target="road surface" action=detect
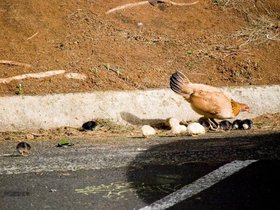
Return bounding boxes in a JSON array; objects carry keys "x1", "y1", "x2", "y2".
[{"x1": 0, "y1": 131, "x2": 280, "y2": 210}]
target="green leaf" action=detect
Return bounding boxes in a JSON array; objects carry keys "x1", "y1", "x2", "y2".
[{"x1": 57, "y1": 139, "x2": 73, "y2": 147}]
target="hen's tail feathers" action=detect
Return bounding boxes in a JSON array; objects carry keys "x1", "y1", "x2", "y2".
[{"x1": 170, "y1": 71, "x2": 192, "y2": 98}]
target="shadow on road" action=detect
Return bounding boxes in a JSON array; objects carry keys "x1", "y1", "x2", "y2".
[
  {"x1": 126, "y1": 132, "x2": 280, "y2": 208},
  {"x1": 120, "y1": 112, "x2": 169, "y2": 129}
]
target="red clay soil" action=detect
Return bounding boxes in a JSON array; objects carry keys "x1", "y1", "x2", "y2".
[{"x1": 0, "y1": 0, "x2": 279, "y2": 96}]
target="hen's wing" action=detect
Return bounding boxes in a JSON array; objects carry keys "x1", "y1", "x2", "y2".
[{"x1": 189, "y1": 88, "x2": 233, "y2": 118}]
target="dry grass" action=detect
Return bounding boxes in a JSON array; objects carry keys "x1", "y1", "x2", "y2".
[
  {"x1": 212, "y1": 0, "x2": 280, "y2": 47},
  {"x1": 1, "y1": 112, "x2": 280, "y2": 143},
  {"x1": 212, "y1": 0, "x2": 231, "y2": 7},
  {"x1": 252, "y1": 113, "x2": 280, "y2": 131},
  {"x1": 235, "y1": 16, "x2": 279, "y2": 47}
]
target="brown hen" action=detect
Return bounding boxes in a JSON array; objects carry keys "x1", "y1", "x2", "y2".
[{"x1": 170, "y1": 71, "x2": 250, "y2": 129}]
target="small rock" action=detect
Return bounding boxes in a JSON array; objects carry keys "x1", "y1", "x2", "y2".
[
  {"x1": 137, "y1": 22, "x2": 143, "y2": 27},
  {"x1": 64, "y1": 73, "x2": 87, "y2": 80},
  {"x1": 25, "y1": 134, "x2": 35, "y2": 140},
  {"x1": 136, "y1": 148, "x2": 147, "y2": 151}
]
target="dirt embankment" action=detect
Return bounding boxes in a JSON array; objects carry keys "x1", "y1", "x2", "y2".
[{"x1": 0, "y1": 0, "x2": 279, "y2": 96}]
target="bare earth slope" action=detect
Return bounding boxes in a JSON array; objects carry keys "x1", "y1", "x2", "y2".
[{"x1": 0, "y1": 0, "x2": 279, "y2": 96}]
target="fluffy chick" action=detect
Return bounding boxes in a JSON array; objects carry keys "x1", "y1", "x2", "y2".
[
  {"x1": 16, "y1": 141, "x2": 31, "y2": 156},
  {"x1": 198, "y1": 117, "x2": 211, "y2": 129},
  {"x1": 241, "y1": 119, "x2": 253, "y2": 130},
  {"x1": 168, "y1": 117, "x2": 187, "y2": 135},
  {"x1": 186, "y1": 122, "x2": 206, "y2": 135},
  {"x1": 171, "y1": 124, "x2": 187, "y2": 135},
  {"x1": 168, "y1": 117, "x2": 180, "y2": 128},
  {"x1": 219, "y1": 120, "x2": 232, "y2": 131},
  {"x1": 141, "y1": 125, "x2": 156, "y2": 137},
  {"x1": 82, "y1": 121, "x2": 97, "y2": 131},
  {"x1": 232, "y1": 119, "x2": 242, "y2": 130}
]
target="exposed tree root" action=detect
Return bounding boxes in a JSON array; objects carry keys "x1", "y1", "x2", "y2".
[
  {"x1": 106, "y1": 0, "x2": 199, "y2": 14},
  {"x1": 0, "y1": 70, "x2": 66, "y2": 84},
  {"x1": 0, "y1": 60, "x2": 32, "y2": 68}
]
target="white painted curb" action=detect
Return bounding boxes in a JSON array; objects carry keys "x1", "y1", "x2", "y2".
[{"x1": 0, "y1": 85, "x2": 280, "y2": 131}]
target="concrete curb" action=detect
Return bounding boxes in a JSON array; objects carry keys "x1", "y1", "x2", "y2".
[{"x1": 0, "y1": 85, "x2": 280, "y2": 132}]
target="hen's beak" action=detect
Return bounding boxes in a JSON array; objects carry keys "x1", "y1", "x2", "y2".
[
  {"x1": 241, "y1": 105, "x2": 250, "y2": 113},
  {"x1": 246, "y1": 107, "x2": 250, "y2": 113}
]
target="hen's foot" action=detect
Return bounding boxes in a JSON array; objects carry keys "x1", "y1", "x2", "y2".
[
  {"x1": 209, "y1": 118, "x2": 219, "y2": 131},
  {"x1": 198, "y1": 117, "x2": 219, "y2": 131}
]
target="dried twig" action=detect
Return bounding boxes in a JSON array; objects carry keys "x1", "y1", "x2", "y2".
[
  {"x1": 106, "y1": 0, "x2": 199, "y2": 14},
  {"x1": 0, "y1": 60, "x2": 32, "y2": 68},
  {"x1": 27, "y1": 31, "x2": 39, "y2": 40},
  {"x1": 106, "y1": 1, "x2": 148, "y2": 14},
  {"x1": 0, "y1": 70, "x2": 66, "y2": 84},
  {"x1": 160, "y1": 0, "x2": 199, "y2": 6}
]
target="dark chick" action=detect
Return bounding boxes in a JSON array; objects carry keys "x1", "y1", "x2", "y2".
[
  {"x1": 232, "y1": 119, "x2": 243, "y2": 130},
  {"x1": 82, "y1": 121, "x2": 97, "y2": 131},
  {"x1": 241, "y1": 119, "x2": 253, "y2": 130},
  {"x1": 16, "y1": 142, "x2": 31, "y2": 156},
  {"x1": 198, "y1": 117, "x2": 211, "y2": 129},
  {"x1": 219, "y1": 120, "x2": 232, "y2": 131}
]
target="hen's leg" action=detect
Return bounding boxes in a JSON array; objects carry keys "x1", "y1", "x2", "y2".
[
  {"x1": 209, "y1": 118, "x2": 219, "y2": 131},
  {"x1": 198, "y1": 117, "x2": 218, "y2": 131}
]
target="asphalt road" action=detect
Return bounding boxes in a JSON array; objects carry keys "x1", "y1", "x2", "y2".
[{"x1": 0, "y1": 131, "x2": 280, "y2": 210}]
